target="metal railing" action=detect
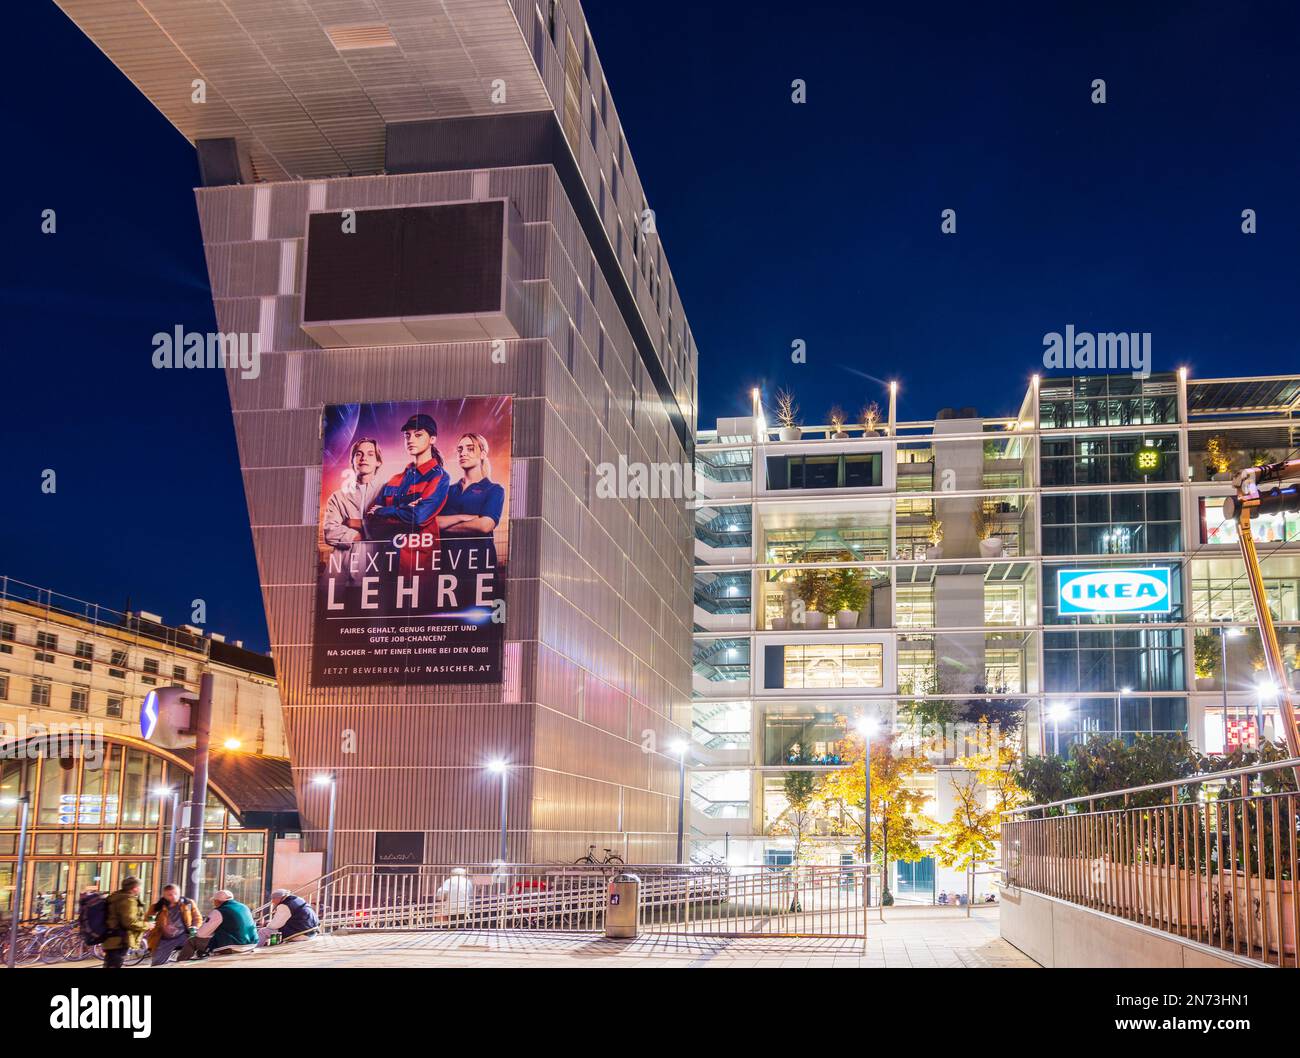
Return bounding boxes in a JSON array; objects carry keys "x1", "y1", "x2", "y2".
[
  {"x1": 1002, "y1": 757, "x2": 1300, "y2": 967},
  {"x1": 276, "y1": 863, "x2": 881, "y2": 939}
]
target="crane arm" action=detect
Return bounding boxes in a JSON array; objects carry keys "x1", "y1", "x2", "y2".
[{"x1": 1224, "y1": 458, "x2": 1300, "y2": 758}]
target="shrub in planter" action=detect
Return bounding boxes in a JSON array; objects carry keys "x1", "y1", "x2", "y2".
[
  {"x1": 793, "y1": 568, "x2": 830, "y2": 629},
  {"x1": 828, "y1": 568, "x2": 871, "y2": 629},
  {"x1": 859, "y1": 401, "x2": 883, "y2": 437},
  {"x1": 775, "y1": 388, "x2": 802, "y2": 441},
  {"x1": 972, "y1": 507, "x2": 1003, "y2": 558},
  {"x1": 828, "y1": 405, "x2": 848, "y2": 439},
  {"x1": 926, "y1": 516, "x2": 944, "y2": 559}
]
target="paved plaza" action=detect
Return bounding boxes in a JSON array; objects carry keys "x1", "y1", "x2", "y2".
[{"x1": 177, "y1": 907, "x2": 1036, "y2": 969}]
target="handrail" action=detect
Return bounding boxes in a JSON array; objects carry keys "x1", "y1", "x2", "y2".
[{"x1": 1004, "y1": 755, "x2": 1300, "y2": 817}]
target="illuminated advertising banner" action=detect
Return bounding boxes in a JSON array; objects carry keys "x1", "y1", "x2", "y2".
[
  {"x1": 1057, "y1": 567, "x2": 1172, "y2": 615},
  {"x1": 312, "y1": 398, "x2": 511, "y2": 686}
]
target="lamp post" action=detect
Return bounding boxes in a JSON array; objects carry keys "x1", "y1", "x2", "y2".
[
  {"x1": 855, "y1": 716, "x2": 878, "y2": 909},
  {"x1": 487, "y1": 761, "x2": 508, "y2": 862},
  {"x1": 1047, "y1": 701, "x2": 1071, "y2": 757},
  {"x1": 3, "y1": 793, "x2": 31, "y2": 970},
  {"x1": 1256, "y1": 680, "x2": 1277, "y2": 746},
  {"x1": 312, "y1": 774, "x2": 337, "y2": 879},
  {"x1": 669, "y1": 740, "x2": 689, "y2": 864},
  {"x1": 153, "y1": 787, "x2": 180, "y2": 886},
  {"x1": 1219, "y1": 624, "x2": 1244, "y2": 750}
]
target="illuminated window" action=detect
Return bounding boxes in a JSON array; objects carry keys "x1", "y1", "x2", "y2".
[
  {"x1": 770, "y1": 644, "x2": 884, "y2": 689},
  {"x1": 895, "y1": 585, "x2": 935, "y2": 628},
  {"x1": 984, "y1": 583, "x2": 1024, "y2": 625}
]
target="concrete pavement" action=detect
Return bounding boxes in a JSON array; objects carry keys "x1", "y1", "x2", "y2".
[{"x1": 179, "y1": 907, "x2": 1037, "y2": 969}]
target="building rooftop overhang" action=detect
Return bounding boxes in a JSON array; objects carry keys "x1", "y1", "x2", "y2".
[
  {"x1": 53, "y1": 0, "x2": 551, "y2": 181},
  {"x1": 1186, "y1": 374, "x2": 1300, "y2": 419}
]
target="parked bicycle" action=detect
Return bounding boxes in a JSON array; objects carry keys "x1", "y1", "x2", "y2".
[{"x1": 573, "y1": 845, "x2": 624, "y2": 866}]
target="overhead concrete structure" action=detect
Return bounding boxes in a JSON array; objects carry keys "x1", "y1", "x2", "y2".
[{"x1": 55, "y1": 0, "x2": 698, "y2": 867}]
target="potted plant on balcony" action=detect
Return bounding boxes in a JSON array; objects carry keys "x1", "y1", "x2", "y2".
[
  {"x1": 793, "y1": 568, "x2": 829, "y2": 629},
  {"x1": 925, "y1": 516, "x2": 944, "y2": 560},
  {"x1": 1193, "y1": 632, "x2": 1219, "y2": 691},
  {"x1": 769, "y1": 575, "x2": 792, "y2": 630},
  {"x1": 828, "y1": 405, "x2": 849, "y2": 439},
  {"x1": 775, "y1": 389, "x2": 802, "y2": 442},
  {"x1": 972, "y1": 506, "x2": 1003, "y2": 558},
  {"x1": 828, "y1": 568, "x2": 870, "y2": 629},
  {"x1": 860, "y1": 401, "x2": 882, "y2": 437},
  {"x1": 1204, "y1": 434, "x2": 1233, "y2": 482}
]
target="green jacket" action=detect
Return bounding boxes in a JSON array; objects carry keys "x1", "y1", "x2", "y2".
[
  {"x1": 210, "y1": 899, "x2": 258, "y2": 949},
  {"x1": 103, "y1": 888, "x2": 146, "y2": 950}
]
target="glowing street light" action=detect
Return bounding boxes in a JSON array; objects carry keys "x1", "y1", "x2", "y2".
[
  {"x1": 312, "y1": 773, "x2": 337, "y2": 881},
  {"x1": 153, "y1": 786, "x2": 181, "y2": 886},
  {"x1": 2, "y1": 793, "x2": 31, "y2": 969},
  {"x1": 487, "y1": 761, "x2": 509, "y2": 862},
  {"x1": 670, "y1": 740, "x2": 690, "y2": 863},
  {"x1": 855, "y1": 716, "x2": 879, "y2": 909},
  {"x1": 1047, "y1": 701, "x2": 1071, "y2": 756}
]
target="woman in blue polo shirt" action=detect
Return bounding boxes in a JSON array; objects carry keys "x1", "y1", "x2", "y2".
[{"x1": 438, "y1": 433, "x2": 505, "y2": 539}]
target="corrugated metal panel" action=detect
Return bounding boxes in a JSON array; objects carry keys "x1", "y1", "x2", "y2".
[{"x1": 194, "y1": 166, "x2": 689, "y2": 868}]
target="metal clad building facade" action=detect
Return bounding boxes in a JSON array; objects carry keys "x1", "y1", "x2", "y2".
[{"x1": 57, "y1": 0, "x2": 697, "y2": 867}]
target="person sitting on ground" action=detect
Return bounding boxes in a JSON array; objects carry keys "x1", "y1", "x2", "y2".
[
  {"x1": 146, "y1": 884, "x2": 202, "y2": 966},
  {"x1": 435, "y1": 867, "x2": 475, "y2": 916},
  {"x1": 261, "y1": 889, "x2": 320, "y2": 945},
  {"x1": 178, "y1": 890, "x2": 258, "y2": 960},
  {"x1": 937, "y1": 890, "x2": 948, "y2": 905}
]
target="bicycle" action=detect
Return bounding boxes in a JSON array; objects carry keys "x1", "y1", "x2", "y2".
[
  {"x1": 573, "y1": 845, "x2": 624, "y2": 866},
  {"x1": 0, "y1": 920, "x2": 59, "y2": 966}
]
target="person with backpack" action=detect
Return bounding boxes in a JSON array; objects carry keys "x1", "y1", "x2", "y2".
[
  {"x1": 262, "y1": 889, "x2": 320, "y2": 944},
  {"x1": 101, "y1": 877, "x2": 145, "y2": 969},
  {"x1": 145, "y1": 884, "x2": 202, "y2": 966},
  {"x1": 77, "y1": 888, "x2": 109, "y2": 953}
]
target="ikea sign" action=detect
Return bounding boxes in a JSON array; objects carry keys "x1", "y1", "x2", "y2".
[{"x1": 1057, "y1": 568, "x2": 1172, "y2": 615}]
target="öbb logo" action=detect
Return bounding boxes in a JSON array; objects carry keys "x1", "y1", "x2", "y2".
[{"x1": 1057, "y1": 568, "x2": 1171, "y2": 615}]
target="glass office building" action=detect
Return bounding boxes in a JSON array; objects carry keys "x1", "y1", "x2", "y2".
[{"x1": 691, "y1": 371, "x2": 1300, "y2": 882}]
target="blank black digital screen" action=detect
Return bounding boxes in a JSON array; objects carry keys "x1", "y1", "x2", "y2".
[{"x1": 303, "y1": 202, "x2": 504, "y2": 322}]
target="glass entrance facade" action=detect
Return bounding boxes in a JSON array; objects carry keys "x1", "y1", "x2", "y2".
[{"x1": 0, "y1": 736, "x2": 271, "y2": 920}]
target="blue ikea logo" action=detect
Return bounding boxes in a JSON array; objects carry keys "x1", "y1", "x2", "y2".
[{"x1": 1057, "y1": 568, "x2": 1172, "y2": 615}]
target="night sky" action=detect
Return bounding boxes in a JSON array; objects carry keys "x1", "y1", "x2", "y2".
[{"x1": 2, "y1": 2, "x2": 1297, "y2": 651}]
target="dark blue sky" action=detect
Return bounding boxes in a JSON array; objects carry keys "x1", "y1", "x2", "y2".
[{"x1": 3, "y1": 1, "x2": 1297, "y2": 651}]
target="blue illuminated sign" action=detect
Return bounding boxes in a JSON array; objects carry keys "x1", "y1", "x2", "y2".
[
  {"x1": 1057, "y1": 568, "x2": 1172, "y2": 615},
  {"x1": 140, "y1": 690, "x2": 159, "y2": 740}
]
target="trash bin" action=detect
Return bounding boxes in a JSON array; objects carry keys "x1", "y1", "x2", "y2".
[{"x1": 606, "y1": 872, "x2": 640, "y2": 939}]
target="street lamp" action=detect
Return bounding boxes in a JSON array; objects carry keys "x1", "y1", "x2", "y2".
[
  {"x1": 222, "y1": 737, "x2": 241, "y2": 751},
  {"x1": 153, "y1": 786, "x2": 180, "y2": 886},
  {"x1": 1116, "y1": 686, "x2": 1132, "y2": 738},
  {"x1": 1047, "y1": 701, "x2": 1071, "y2": 757},
  {"x1": 312, "y1": 774, "x2": 337, "y2": 880},
  {"x1": 1256, "y1": 679, "x2": 1278, "y2": 746},
  {"x1": 1219, "y1": 624, "x2": 1245, "y2": 750},
  {"x1": 2, "y1": 793, "x2": 31, "y2": 970},
  {"x1": 669, "y1": 740, "x2": 690, "y2": 864},
  {"x1": 487, "y1": 761, "x2": 509, "y2": 862},
  {"x1": 855, "y1": 716, "x2": 878, "y2": 907}
]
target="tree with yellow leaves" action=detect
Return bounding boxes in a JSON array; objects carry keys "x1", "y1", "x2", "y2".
[
  {"x1": 817, "y1": 729, "x2": 934, "y2": 902},
  {"x1": 931, "y1": 743, "x2": 1028, "y2": 895}
]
